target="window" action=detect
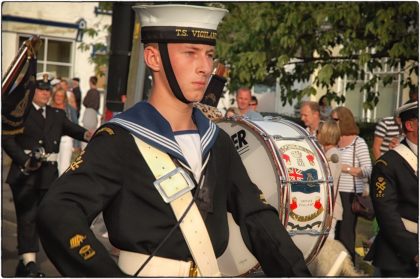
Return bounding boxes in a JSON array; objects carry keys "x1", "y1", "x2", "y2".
[
  {"x1": 340, "y1": 58, "x2": 402, "y2": 122},
  {"x1": 19, "y1": 35, "x2": 73, "y2": 80}
]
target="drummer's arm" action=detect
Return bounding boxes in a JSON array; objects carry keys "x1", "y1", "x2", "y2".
[
  {"x1": 369, "y1": 159, "x2": 418, "y2": 263},
  {"x1": 37, "y1": 126, "x2": 127, "y2": 276}
]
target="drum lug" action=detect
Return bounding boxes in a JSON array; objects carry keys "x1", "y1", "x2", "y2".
[
  {"x1": 259, "y1": 131, "x2": 268, "y2": 140},
  {"x1": 280, "y1": 176, "x2": 287, "y2": 185}
]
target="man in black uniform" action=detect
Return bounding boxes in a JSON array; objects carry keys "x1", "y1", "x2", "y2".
[
  {"x1": 367, "y1": 101, "x2": 418, "y2": 277},
  {"x1": 2, "y1": 73, "x2": 92, "y2": 277},
  {"x1": 37, "y1": 5, "x2": 311, "y2": 277}
]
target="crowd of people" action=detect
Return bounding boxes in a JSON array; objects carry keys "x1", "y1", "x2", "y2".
[
  {"x1": 224, "y1": 87, "x2": 264, "y2": 120},
  {"x1": 298, "y1": 94, "x2": 418, "y2": 276},
  {"x1": 2, "y1": 3, "x2": 418, "y2": 278}
]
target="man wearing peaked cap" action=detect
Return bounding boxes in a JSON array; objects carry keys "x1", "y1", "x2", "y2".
[
  {"x1": 366, "y1": 101, "x2": 418, "y2": 276},
  {"x1": 35, "y1": 72, "x2": 53, "y2": 91},
  {"x1": 2, "y1": 72, "x2": 94, "y2": 277},
  {"x1": 37, "y1": 5, "x2": 310, "y2": 277}
]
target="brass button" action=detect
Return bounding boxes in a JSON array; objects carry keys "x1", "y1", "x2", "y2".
[{"x1": 189, "y1": 262, "x2": 198, "y2": 277}]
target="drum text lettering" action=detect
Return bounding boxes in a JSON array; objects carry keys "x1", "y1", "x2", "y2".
[{"x1": 231, "y1": 130, "x2": 248, "y2": 150}]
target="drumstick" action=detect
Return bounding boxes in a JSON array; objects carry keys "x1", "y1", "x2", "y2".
[{"x1": 326, "y1": 251, "x2": 348, "y2": 276}]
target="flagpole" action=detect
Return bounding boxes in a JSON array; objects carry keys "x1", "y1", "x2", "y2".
[{"x1": 2, "y1": 35, "x2": 41, "y2": 95}]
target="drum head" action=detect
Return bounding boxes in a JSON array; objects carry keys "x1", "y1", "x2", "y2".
[
  {"x1": 217, "y1": 117, "x2": 331, "y2": 273},
  {"x1": 218, "y1": 119, "x2": 281, "y2": 208}
]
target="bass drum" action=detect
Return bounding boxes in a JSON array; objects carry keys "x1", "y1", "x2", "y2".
[{"x1": 216, "y1": 117, "x2": 333, "y2": 276}]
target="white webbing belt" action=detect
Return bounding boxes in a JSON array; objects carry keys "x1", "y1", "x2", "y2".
[
  {"x1": 392, "y1": 144, "x2": 418, "y2": 234},
  {"x1": 393, "y1": 144, "x2": 418, "y2": 176},
  {"x1": 131, "y1": 136, "x2": 221, "y2": 277},
  {"x1": 401, "y1": 218, "x2": 418, "y2": 234},
  {"x1": 118, "y1": 250, "x2": 193, "y2": 277},
  {"x1": 24, "y1": 150, "x2": 58, "y2": 161}
]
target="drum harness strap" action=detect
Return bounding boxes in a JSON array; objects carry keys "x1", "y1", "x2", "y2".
[
  {"x1": 392, "y1": 143, "x2": 418, "y2": 234},
  {"x1": 130, "y1": 135, "x2": 221, "y2": 276}
]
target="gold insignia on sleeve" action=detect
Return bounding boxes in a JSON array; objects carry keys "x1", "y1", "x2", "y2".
[
  {"x1": 69, "y1": 234, "x2": 86, "y2": 249},
  {"x1": 96, "y1": 127, "x2": 115, "y2": 135},
  {"x1": 375, "y1": 177, "x2": 386, "y2": 198},
  {"x1": 66, "y1": 150, "x2": 85, "y2": 172},
  {"x1": 79, "y1": 245, "x2": 96, "y2": 260},
  {"x1": 259, "y1": 194, "x2": 268, "y2": 204}
]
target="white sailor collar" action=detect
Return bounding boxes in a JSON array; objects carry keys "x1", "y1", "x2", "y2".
[{"x1": 109, "y1": 101, "x2": 219, "y2": 165}]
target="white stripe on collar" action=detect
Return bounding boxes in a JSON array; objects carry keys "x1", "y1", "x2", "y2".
[{"x1": 111, "y1": 118, "x2": 184, "y2": 158}]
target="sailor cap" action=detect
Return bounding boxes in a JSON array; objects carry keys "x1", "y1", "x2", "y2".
[
  {"x1": 133, "y1": 4, "x2": 228, "y2": 45},
  {"x1": 50, "y1": 78, "x2": 61, "y2": 87},
  {"x1": 397, "y1": 101, "x2": 418, "y2": 121},
  {"x1": 36, "y1": 72, "x2": 54, "y2": 81},
  {"x1": 36, "y1": 72, "x2": 54, "y2": 90}
]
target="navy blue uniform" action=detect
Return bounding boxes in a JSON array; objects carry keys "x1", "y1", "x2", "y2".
[
  {"x1": 3, "y1": 105, "x2": 87, "y2": 255},
  {"x1": 367, "y1": 140, "x2": 418, "y2": 276},
  {"x1": 37, "y1": 102, "x2": 310, "y2": 277}
]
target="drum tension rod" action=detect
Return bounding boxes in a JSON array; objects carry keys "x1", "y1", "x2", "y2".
[
  {"x1": 285, "y1": 180, "x2": 328, "y2": 184},
  {"x1": 272, "y1": 135, "x2": 307, "y2": 140}
]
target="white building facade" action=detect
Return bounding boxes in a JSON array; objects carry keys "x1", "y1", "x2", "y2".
[{"x1": 2, "y1": 2, "x2": 112, "y2": 119}]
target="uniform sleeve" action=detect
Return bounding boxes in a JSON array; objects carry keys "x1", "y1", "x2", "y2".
[
  {"x1": 62, "y1": 111, "x2": 87, "y2": 141},
  {"x1": 225, "y1": 136, "x2": 310, "y2": 277},
  {"x1": 370, "y1": 157, "x2": 418, "y2": 263},
  {"x1": 2, "y1": 134, "x2": 29, "y2": 166},
  {"x1": 37, "y1": 125, "x2": 128, "y2": 277},
  {"x1": 356, "y1": 138, "x2": 372, "y2": 178}
]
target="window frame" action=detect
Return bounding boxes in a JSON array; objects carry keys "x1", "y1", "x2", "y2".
[{"x1": 18, "y1": 34, "x2": 74, "y2": 80}]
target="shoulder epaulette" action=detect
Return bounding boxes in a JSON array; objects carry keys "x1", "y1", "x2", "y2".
[
  {"x1": 95, "y1": 126, "x2": 115, "y2": 136},
  {"x1": 375, "y1": 159, "x2": 388, "y2": 166}
]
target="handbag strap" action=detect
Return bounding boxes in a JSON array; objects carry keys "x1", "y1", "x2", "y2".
[
  {"x1": 334, "y1": 174, "x2": 341, "y2": 204},
  {"x1": 352, "y1": 137, "x2": 357, "y2": 193}
]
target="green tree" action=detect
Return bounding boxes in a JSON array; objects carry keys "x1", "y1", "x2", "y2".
[
  {"x1": 216, "y1": 2, "x2": 418, "y2": 107},
  {"x1": 77, "y1": 2, "x2": 113, "y2": 76}
]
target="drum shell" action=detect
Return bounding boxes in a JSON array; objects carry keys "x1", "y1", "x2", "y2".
[{"x1": 217, "y1": 117, "x2": 333, "y2": 276}]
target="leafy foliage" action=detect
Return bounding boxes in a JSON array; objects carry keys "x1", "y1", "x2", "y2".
[
  {"x1": 216, "y1": 2, "x2": 418, "y2": 107},
  {"x1": 77, "y1": 3, "x2": 113, "y2": 76}
]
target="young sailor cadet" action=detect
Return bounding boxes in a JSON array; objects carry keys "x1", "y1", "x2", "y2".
[
  {"x1": 367, "y1": 101, "x2": 418, "y2": 277},
  {"x1": 37, "y1": 4, "x2": 311, "y2": 277}
]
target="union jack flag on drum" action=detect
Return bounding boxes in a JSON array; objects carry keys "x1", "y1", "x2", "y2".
[{"x1": 289, "y1": 168, "x2": 320, "y2": 194}]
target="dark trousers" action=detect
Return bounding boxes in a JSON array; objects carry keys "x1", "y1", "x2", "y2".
[
  {"x1": 381, "y1": 266, "x2": 418, "y2": 277},
  {"x1": 10, "y1": 174, "x2": 47, "y2": 255},
  {"x1": 335, "y1": 191, "x2": 357, "y2": 263}
]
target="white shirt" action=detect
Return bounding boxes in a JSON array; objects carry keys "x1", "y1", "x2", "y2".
[
  {"x1": 174, "y1": 131, "x2": 202, "y2": 182},
  {"x1": 406, "y1": 138, "x2": 418, "y2": 156},
  {"x1": 338, "y1": 136, "x2": 372, "y2": 193},
  {"x1": 32, "y1": 102, "x2": 46, "y2": 118}
]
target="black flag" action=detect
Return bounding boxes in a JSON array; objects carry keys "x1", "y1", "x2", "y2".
[{"x1": 2, "y1": 58, "x2": 37, "y2": 135}]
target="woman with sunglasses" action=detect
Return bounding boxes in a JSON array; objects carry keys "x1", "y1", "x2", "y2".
[{"x1": 330, "y1": 107, "x2": 372, "y2": 264}]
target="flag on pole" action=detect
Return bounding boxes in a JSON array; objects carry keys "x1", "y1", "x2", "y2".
[{"x1": 2, "y1": 58, "x2": 37, "y2": 135}]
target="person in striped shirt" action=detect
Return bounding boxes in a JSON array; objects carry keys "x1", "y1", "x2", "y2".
[
  {"x1": 372, "y1": 115, "x2": 402, "y2": 160},
  {"x1": 331, "y1": 106, "x2": 372, "y2": 264}
]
